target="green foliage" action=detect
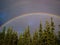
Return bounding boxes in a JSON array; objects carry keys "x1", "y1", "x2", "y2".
[
  {"x1": 51, "y1": 17, "x2": 55, "y2": 32},
  {"x1": 5, "y1": 27, "x2": 13, "y2": 45},
  {"x1": 38, "y1": 21, "x2": 43, "y2": 45},
  {"x1": 12, "y1": 32, "x2": 18, "y2": 45},
  {"x1": 0, "y1": 27, "x2": 6, "y2": 45},
  {"x1": 32, "y1": 31, "x2": 39, "y2": 45},
  {"x1": 0, "y1": 18, "x2": 60, "y2": 45},
  {"x1": 18, "y1": 34, "x2": 24, "y2": 45},
  {"x1": 57, "y1": 31, "x2": 60, "y2": 45},
  {"x1": 4, "y1": 27, "x2": 18, "y2": 45},
  {"x1": 23, "y1": 26, "x2": 32, "y2": 45}
]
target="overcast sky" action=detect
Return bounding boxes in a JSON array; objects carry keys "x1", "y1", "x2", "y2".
[{"x1": 0, "y1": 0, "x2": 60, "y2": 26}]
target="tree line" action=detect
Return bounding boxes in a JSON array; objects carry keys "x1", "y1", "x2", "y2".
[{"x1": 0, "y1": 18, "x2": 60, "y2": 45}]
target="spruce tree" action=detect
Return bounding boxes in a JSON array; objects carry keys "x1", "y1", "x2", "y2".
[
  {"x1": 0, "y1": 27, "x2": 6, "y2": 45},
  {"x1": 5, "y1": 27, "x2": 13, "y2": 45},
  {"x1": 43, "y1": 30, "x2": 48, "y2": 45},
  {"x1": 23, "y1": 26, "x2": 31, "y2": 45},
  {"x1": 51, "y1": 17, "x2": 55, "y2": 32},
  {"x1": 43, "y1": 21, "x2": 51, "y2": 45},
  {"x1": 38, "y1": 21, "x2": 43, "y2": 45},
  {"x1": 18, "y1": 34, "x2": 24, "y2": 45},
  {"x1": 50, "y1": 17, "x2": 57, "y2": 45},
  {"x1": 57, "y1": 31, "x2": 60, "y2": 45},
  {"x1": 32, "y1": 31, "x2": 38, "y2": 45},
  {"x1": 45, "y1": 20, "x2": 50, "y2": 36},
  {"x1": 12, "y1": 31, "x2": 18, "y2": 45}
]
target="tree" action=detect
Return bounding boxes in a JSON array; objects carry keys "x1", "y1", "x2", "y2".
[
  {"x1": 18, "y1": 34, "x2": 24, "y2": 45},
  {"x1": 5, "y1": 27, "x2": 13, "y2": 45},
  {"x1": 43, "y1": 20, "x2": 51, "y2": 45},
  {"x1": 23, "y1": 26, "x2": 32, "y2": 45},
  {"x1": 42, "y1": 18, "x2": 57, "y2": 45},
  {"x1": 50, "y1": 17, "x2": 55, "y2": 32},
  {"x1": 57, "y1": 31, "x2": 60, "y2": 45},
  {"x1": 50, "y1": 17, "x2": 57, "y2": 45},
  {"x1": 32, "y1": 31, "x2": 39, "y2": 45},
  {"x1": 38, "y1": 21, "x2": 43, "y2": 45},
  {"x1": 42, "y1": 20, "x2": 57, "y2": 45},
  {"x1": 11, "y1": 31, "x2": 18, "y2": 45},
  {"x1": 0, "y1": 26, "x2": 6, "y2": 45}
]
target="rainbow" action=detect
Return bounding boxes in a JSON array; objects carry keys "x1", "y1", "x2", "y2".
[{"x1": 1, "y1": 12, "x2": 60, "y2": 27}]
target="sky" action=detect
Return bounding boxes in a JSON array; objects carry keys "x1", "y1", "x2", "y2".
[{"x1": 0, "y1": 0, "x2": 60, "y2": 26}]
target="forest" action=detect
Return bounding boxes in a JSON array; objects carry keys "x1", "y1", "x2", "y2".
[{"x1": 0, "y1": 18, "x2": 60, "y2": 45}]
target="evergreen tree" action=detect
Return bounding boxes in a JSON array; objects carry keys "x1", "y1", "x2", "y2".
[
  {"x1": 50, "y1": 17, "x2": 55, "y2": 32},
  {"x1": 18, "y1": 34, "x2": 24, "y2": 45},
  {"x1": 38, "y1": 21, "x2": 43, "y2": 45},
  {"x1": 5, "y1": 27, "x2": 13, "y2": 45},
  {"x1": 43, "y1": 21, "x2": 51, "y2": 45},
  {"x1": 32, "y1": 31, "x2": 39, "y2": 45},
  {"x1": 57, "y1": 31, "x2": 60, "y2": 45},
  {"x1": 58, "y1": 31, "x2": 60, "y2": 38},
  {"x1": 0, "y1": 27, "x2": 6, "y2": 45},
  {"x1": 43, "y1": 30, "x2": 49, "y2": 45},
  {"x1": 50, "y1": 17, "x2": 57, "y2": 45},
  {"x1": 23, "y1": 26, "x2": 31, "y2": 45},
  {"x1": 11, "y1": 31, "x2": 18, "y2": 45},
  {"x1": 42, "y1": 19, "x2": 57, "y2": 45}
]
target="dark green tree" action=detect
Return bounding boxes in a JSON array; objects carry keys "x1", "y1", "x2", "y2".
[
  {"x1": 11, "y1": 31, "x2": 18, "y2": 45},
  {"x1": 50, "y1": 17, "x2": 55, "y2": 32},
  {"x1": 38, "y1": 21, "x2": 43, "y2": 45},
  {"x1": 18, "y1": 34, "x2": 24, "y2": 45},
  {"x1": 5, "y1": 27, "x2": 13, "y2": 45},
  {"x1": 57, "y1": 31, "x2": 60, "y2": 45},
  {"x1": 43, "y1": 21, "x2": 51, "y2": 45},
  {"x1": 42, "y1": 18, "x2": 57, "y2": 45},
  {"x1": 23, "y1": 26, "x2": 32, "y2": 45},
  {"x1": 42, "y1": 19, "x2": 57, "y2": 45},
  {"x1": 0, "y1": 27, "x2": 6, "y2": 45},
  {"x1": 50, "y1": 17, "x2": 57, "y2": 45},
  {"x1": 32, "y1": 31, "x2": 39, "y2": 45}
]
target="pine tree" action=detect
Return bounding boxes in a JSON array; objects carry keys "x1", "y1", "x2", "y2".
[
  {"x1": 50, "y1": 17, "x2": 57, "y2": 45},
  {"x1": 23, "y1": 26, "x2": 31, "y2": 45},
  {"x1": 32, "y1": 31, "x2": 39, "y2": 45},
  {"x1": 11, "y1": 31, "x2": 18, "y2": 45},
  {"x1": 43, "y1": 30, "x2": 48, "y2": 45},
  {"x1": 43, "y1": 20, "x2": 51, "y2": 45},
  {"x1": 38, "y1": 21, "x2": 43, "y2": 45},
  {"x1": 0, "y1": 26, "x2": 6, "y2": 45},
  {"x1": 5, "y1": 27, "x2": 13, "y2": 45},
  {"x1": 43, "y1": 19, "x2": 57, "y2": 45},
  {"x1": 57, "y1": 31, "x2": 60, "y2": 45},
  {"x1": 58, "y1": 25, "x2": 60, "y2": 39},
  {"x1": 18, "y1": 34, "x2": 24, "y2": 45},
  {"x1": 50, "y1": 17, "x2": 55, "y2": 32},
  {"x1": 44, "y1": 21, "x2": 51, "y2": 45}
]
